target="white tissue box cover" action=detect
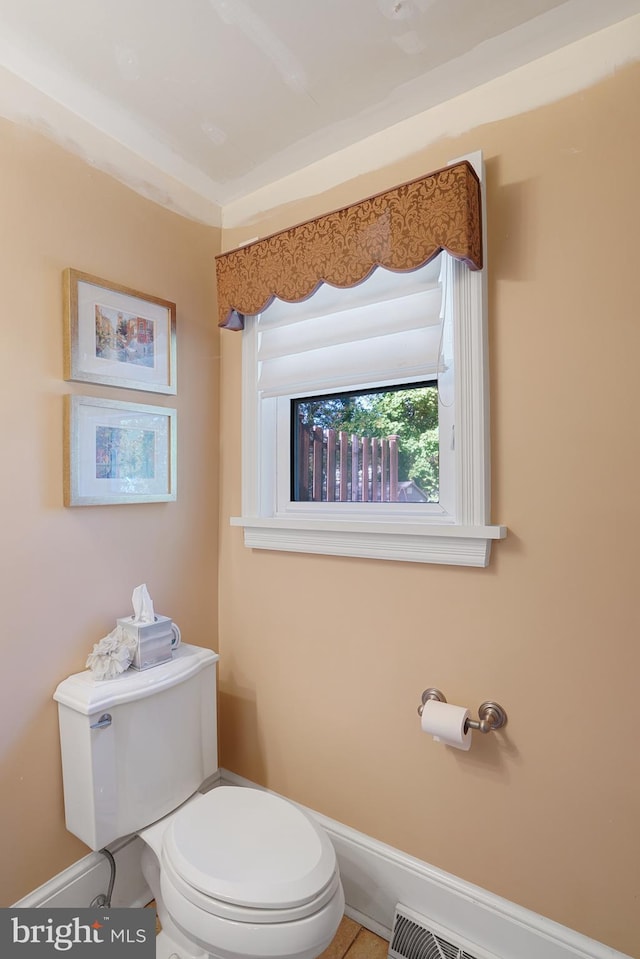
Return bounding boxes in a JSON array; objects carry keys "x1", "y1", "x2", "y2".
[{"x1": 117, "y1": 615, "x2": 173, "y2": 670}]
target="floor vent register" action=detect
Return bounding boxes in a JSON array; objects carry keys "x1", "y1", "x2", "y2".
[{"x1": 388, "y1": 904, "x2": 499, "y2": 959}]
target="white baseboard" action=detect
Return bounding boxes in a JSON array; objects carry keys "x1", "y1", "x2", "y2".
[
  {"x1": 15, "y1": 769, "x2": 631, "y2": 959},
  {"x1": 220, "y1": 770, "x2": 632, "y2": 959},
  {"x1": 12, "y1": 836, "x2": 151, "y2": 910}
]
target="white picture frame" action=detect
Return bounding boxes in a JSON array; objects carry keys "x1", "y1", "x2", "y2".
[{"x1": 64, "y1": 395, "x2": 177, "y2": 506}]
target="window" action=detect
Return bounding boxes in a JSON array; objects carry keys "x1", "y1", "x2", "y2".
[
  {"x1": 292, "y1": 383, "x2": 439, "y2": 504},
  {"x1": 231, "y1": 154, "x2": 505, "y2": 566}
]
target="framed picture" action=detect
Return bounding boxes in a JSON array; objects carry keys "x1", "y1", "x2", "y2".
[
  {"x1": 63, "y1": 269, "x2": 177, "y2": 394},
  {"x1": 64, "y1": 395, "x2": 177, "y2": 506}
]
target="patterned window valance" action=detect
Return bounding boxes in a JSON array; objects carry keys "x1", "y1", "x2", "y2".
[{"x1": 215, "y1": 160, "x2": 482, "y2": 330}]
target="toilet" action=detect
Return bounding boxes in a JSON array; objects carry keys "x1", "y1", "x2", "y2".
[{"x1": 54, "y1": 644, "x2": 344, "y2": 959}]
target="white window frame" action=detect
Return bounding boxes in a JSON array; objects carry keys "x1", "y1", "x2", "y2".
[{"x1": 230, "y1": 152, "x2": 506, "y2": 567}]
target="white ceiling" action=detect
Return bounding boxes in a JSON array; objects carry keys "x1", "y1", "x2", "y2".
[{"x1": 0, "y1": 0, "x2": 638, "y2": 217}]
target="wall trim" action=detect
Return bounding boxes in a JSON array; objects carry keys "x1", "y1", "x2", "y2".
[
  {"x1": 15, "y1": 769, "x2": 631, "y2": 959},
  {"x1": 12, "y1": 836, "x2": 151, "y2": 910}
]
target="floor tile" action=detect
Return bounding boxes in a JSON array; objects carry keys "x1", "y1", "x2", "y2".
[
  {"x1": 318, "y1": 916, "x2": 361, "y2": 958},
  {"x1": 146, "y1": 901, "x2": 161, "y2": 935},
  {"x1": 344, "y1": 928, "x2": 389, "y2": 959}
]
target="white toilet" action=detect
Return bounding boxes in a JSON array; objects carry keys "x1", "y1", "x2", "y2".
[{"x1": 54, "y1": 643, "x2": 344, "y2": 959}]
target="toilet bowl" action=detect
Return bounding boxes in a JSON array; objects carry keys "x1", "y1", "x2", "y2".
[{"x1": 139, "y1": 786, "x2": 345, "y2": 959}]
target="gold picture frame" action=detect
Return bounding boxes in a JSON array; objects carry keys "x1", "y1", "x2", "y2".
[
  {"x1": 63, "y1": 269, "x2": 177, "y2": 394},
  {"x1": 64, "y1": 395, "x2": 177, "y2": 506}
]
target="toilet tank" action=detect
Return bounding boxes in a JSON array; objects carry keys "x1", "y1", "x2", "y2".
[{"x1": 54, "y1": 643, "x2": 219, "y2": 851}]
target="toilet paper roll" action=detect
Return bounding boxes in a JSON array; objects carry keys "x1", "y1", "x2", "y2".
[
  {"x1": 170, "y1": 622, "x2": 181, "y2": 650},
  {"x1": 420, "y1": 700, "x2": 472, "y2": 751}
]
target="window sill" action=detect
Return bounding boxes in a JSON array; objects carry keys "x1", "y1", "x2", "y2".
[{"x1": 230, "y1": 516, "x2": 506, "y2": 567}]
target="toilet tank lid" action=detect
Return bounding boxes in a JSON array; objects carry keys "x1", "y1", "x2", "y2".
[{"x1": 53, "y1": 644, "x2": 219, "y2": 714}]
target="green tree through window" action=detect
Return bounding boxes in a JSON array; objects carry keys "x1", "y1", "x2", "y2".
[{"x1": 293, "y1": 383, "x2": 439, "y2": 502}]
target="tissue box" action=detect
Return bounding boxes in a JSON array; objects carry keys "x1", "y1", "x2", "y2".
[{"x1": 117, "y1": 614, "x2": 173, "y2": 671}]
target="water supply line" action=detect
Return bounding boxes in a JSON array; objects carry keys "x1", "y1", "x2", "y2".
[{"x1": 90, "y1": 848, "x2": 116, "y2": 908}]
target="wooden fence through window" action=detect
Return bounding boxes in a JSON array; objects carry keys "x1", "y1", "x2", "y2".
[{"x1": 296, "y1": 420, "x2": 400, "y2": 503}]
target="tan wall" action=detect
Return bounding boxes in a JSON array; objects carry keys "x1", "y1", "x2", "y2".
[
  {"x1": 218, "y1": 63, "x2": 640, "y2": 956},
  {"x1": 0, "y1": 119, "x2": 220, "y2": 905}
]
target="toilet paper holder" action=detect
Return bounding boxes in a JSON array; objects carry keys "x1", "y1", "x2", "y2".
[{"x1": 417, "y1": 688, "x2": 507, "y2": 734}]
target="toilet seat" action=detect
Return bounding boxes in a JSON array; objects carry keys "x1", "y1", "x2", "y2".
[{"x1": 162, "y1": 786, "x2": 339, "y2": 921}]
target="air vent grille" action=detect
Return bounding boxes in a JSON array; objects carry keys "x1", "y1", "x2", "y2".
[{"x1": 388, "y1": 905, "x2": 500, "y2": 959}]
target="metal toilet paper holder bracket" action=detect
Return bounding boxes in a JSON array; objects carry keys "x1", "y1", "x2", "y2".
[{"x1": 417, "y1": 688, "x2": 508, "y2": 734}]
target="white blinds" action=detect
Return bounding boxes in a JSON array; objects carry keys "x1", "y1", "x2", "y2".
[{"x1": 257, "y1": 258, "x2": 445, "y2": 399}]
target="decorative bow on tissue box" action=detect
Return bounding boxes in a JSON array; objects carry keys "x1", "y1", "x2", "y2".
[{"x1": 116, "y1": 584, "x2": 180, "y2": 671}]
